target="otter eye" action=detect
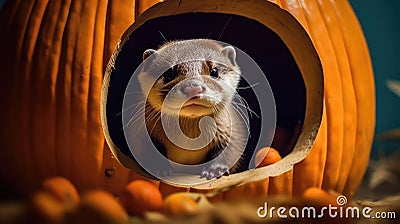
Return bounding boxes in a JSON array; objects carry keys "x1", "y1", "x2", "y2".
[
  {"x1": 210, "y1": 68, "x2": 219, "y2": 78},
  {"x1": 162, "y1": 67, "x2": 175, "y2": 83}
]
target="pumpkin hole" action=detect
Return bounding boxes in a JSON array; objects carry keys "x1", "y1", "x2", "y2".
[{"x1": 105, "y1": 13, "x2": 306, "y2": 172}]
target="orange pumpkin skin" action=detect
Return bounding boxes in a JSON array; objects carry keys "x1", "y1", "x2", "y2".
[
  {"x1": 0, "y1": 0, "x2": 374, "y2": 199},
  {"x1": 0, "y1": 0, "x2": 136, "y2": 195},
  {"x1": 284, "y1": 0, "x2": 375, "y2": 197}
]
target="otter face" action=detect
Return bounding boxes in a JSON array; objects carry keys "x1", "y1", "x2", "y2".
[{"x1": 138, "y1": 39, "x2": 241, "y2": 118}]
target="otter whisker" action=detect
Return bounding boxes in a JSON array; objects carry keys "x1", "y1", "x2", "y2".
[
  {"x1": 231, "y1": 103, "x2": 250, "y2": 131},
  {"x1": 117, "y1": 100, "x2": 146, "y2": 116},
  {"x1": 159, "y1": 30, "x2": 167, "y2": 42},
  {"x1": 126, "y1": 107, "x2": 146, "y2": 127},
  {"x1": 120, "y1": 105, "x2": 146, "y2": 131},
  {"x1": 232, "y1": 101, "x2": 260, "y2": 119},
  {"x1": 129, "y1": 102, "x2": 147, "y2": 119},
  {"x1": 233, "y1": 93, "x2": 260, "y2": 118},
  {"x1": 148, "y1": 112, "x2": 161, "y2": 136},
  {"x1": 218, "y1": 16, "x2": 233, "y2": 40},
  {"x1": 123, "y1": 112, "x2": 143, "y2": 132},
  {"x1": 236, "y1": 82, "x2": 260, "y2": 90},
  {"x1": 129, "y1": 107, "x2": 159, "y2": 136},
  {"x1": 145, "y1": 109, "x2": 159, "y2": 122},
  {"x1": 122, "y1": 101, "x2": 152, "y2": 133}
]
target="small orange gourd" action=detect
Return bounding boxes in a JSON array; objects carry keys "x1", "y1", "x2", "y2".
[
  {"x1": 255, "y1": 147, "x2": 282, "y2": 168},
  {"x1": 28, "y1": 191, "x2": 67, "y2": 224},
  {"x1": 162, "y1": 193, "x2": 198, "y2": 217},
  {"x1": 71, "y1": 190, "x2": 128, "y2": 224},
  {"x1": 119, "y1": 180, "x2": 163, "y2": 216},
  {"x1": 41, "y1": 176, "x2": 80, "y2": 205}
]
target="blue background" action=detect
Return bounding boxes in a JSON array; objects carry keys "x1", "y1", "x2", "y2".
[
  {"x1": 0, "y1": 0, "x2": 399, "y2": 155},
  {"x1": 349, "y1": 0, "x2": 400, "y2": 155}
]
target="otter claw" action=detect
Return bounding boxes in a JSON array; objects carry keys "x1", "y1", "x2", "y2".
[{"x1": 201, "y1": 163, "x2": 230, "y2": 180}]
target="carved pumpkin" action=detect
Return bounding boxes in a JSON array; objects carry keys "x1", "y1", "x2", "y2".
[{"x1": 0, "y1": 0, "x2": 374, "y2": 199}]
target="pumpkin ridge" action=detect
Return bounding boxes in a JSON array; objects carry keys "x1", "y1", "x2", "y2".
[
  {"x1": 293, "y1": 107, "x2": 327, "y2": 194},
  {"x1": 318, "y1": 0, "x2": 357, "y2": 193},
  {"x1": 10, "y1": 2, "x2": 35, "y2": 191},
  {"x1": 15, "y1": 1, "x2": 35, "y2": 58},
  {"x1": 55, "y1": 0, "x2": 74, "y2": 182},
  {"x1": 299, "y1": 0, "x2": 345, "y2": 191},
  {"x1": 70, "y1": 0, "x2": 101, "y2": 190},
  {"x1": 64, "y1": 0, "x2": 86, "y2": 189},
  {"x1": 21, "y1": 0, "x2": 49, "y2": 191},
  {"x1": 51, "y1": 0, "x2": 72, "y2": 179},
  {"x1": 281, "y1": 0, "x2": 327, "y2": 195},
  {"x1": 87, "y1": 0, "x2": 108, "y2": 188},
  {"x1": 333, "y1": 1, "x2": 375, "y2": 197},
  {"x1": 101, "y1": 0, "x2": 136, "y2": 194},
  {"x1": 103, "y1": 0, "x2": 135, "y2": 70},
  {"x1": 45, "y1": 0, "x2": 64, "y2": 178},
  {"x1": 30, "y1": 0, "x2": 59, "y2": 181},
  {"x1": 268, "y1": 169, "x2": 293, "y2": 196},
  {"x1": 284, "y1": 0, "x2": 310, "y2": 31}
]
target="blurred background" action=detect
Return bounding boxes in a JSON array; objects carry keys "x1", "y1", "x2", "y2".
[{"x1": 348, "y1": 0, "x2": 400, "y2": 157}]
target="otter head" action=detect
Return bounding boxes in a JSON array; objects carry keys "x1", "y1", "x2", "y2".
[{"x1": 138, "y1": 39, "x2": 241, "y2": 118}]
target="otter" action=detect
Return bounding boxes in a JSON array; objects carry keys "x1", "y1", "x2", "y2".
[{"x1": 136, "y1": 39, "x2": 248, "y2": 180}]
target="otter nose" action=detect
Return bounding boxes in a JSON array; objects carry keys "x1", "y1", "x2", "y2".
[{"x1": 182, "y1": 84, "x2": 205, "y2": 97}]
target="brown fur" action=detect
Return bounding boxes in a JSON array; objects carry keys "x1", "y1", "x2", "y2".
[{"x1": 137, "y1": 39, "x2": 247, "y2": 178}]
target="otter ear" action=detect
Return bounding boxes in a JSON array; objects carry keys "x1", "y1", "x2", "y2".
[
  {"x1": 143, "y1": 49, "x2": 157, "y2": 61},
  {"x1": 221, "y1": 46, "x2": 237, "y2": 66},
  {"x1": 142, "y1": 49, "x2": 158, "y2": 71}
]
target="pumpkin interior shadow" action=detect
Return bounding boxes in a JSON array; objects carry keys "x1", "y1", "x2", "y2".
[{"x1": 106, "y1": 13, "x2": 306, "y2": 171}]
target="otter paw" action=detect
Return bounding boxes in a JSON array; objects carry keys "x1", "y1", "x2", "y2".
[{"x1": 200, "y1": 163, "x2": 230, "y2": 180}]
